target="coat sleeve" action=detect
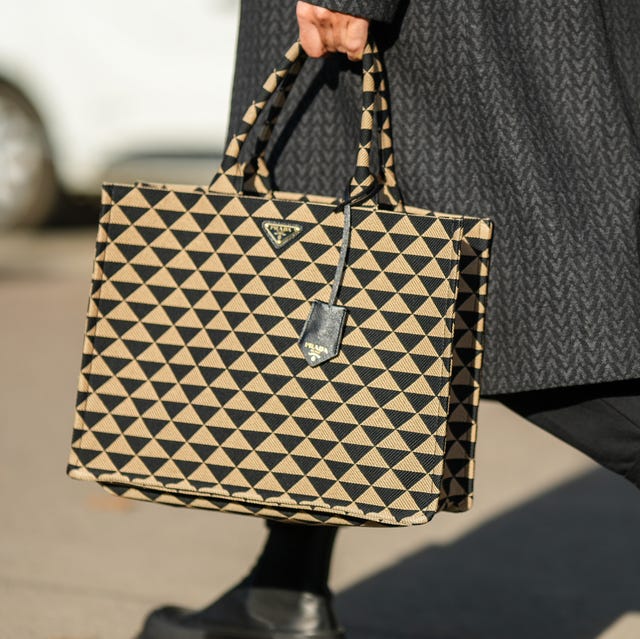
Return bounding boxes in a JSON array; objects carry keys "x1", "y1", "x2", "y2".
[{"x1": 305, "y1": 0, "x2": 403, "y2": 22}]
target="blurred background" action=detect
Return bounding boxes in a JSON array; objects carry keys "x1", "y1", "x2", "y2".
[
  {"x1": 0, "y1": 0, "x2": 239, "y2": 229},
  {"x1": 2, "y1": 2, "x2": 640, "y2": 638}
]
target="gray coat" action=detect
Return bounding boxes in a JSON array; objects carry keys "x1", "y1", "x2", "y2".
[{"x1": 228, "y1": 0, "x2": 640, "y2": 395}]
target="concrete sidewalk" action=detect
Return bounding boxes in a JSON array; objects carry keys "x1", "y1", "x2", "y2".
[{"x1": 1, "y1": 229, "x2": 639, "y2": 639}]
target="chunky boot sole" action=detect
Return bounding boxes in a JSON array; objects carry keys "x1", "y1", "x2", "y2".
[
  {"x1": 137, "y1": 587, "x2": 346, "y2": 639},
  {"x1": 139, "y1": 607, "x2": 345, "y2": 639}
]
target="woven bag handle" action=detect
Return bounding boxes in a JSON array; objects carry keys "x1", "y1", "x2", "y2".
[
  {"x1": 246, "y1": 43, "x2": 403, "y2": 210},
  {"x1": 241, "y1": 49, "x2": 304, "y2": 196},
  {"x1": 210, "y1": 41, "x2": 403, "y2": 209},
  {"x1": 349, "y1": 44, "x2": 403, "y2": 209},
  {"x1": 210, "y1": 42, "x2": 304, "y2": 195},
  {"x1": 367, "y1": 52, "x2": 403, "y2": 210}
]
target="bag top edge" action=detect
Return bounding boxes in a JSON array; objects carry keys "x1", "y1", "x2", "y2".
[{"x1": 101, "y1": 181, "x2": 491, "y2": 224}]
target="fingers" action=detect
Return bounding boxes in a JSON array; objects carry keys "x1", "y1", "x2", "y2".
[
  {"x1": 298, "y1": 17, "x2": 327, "y2": 58},
  {"x1": 297, "y1": 2, "x2": 328, "y2": 57},
  {"x1": 344, "y1": 18, "x2": 369, "y2": 61},
  {"x1": 296, "y1": 1, "x2": 369, "y2": 61},
  {"x1": 317, "y1": 9, "x2": 337, "y2": 53}
]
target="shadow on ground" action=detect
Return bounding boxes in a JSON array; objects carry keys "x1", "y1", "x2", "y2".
[{"x1": 337, "y1": 469, "x2": 640, "y2": 639}]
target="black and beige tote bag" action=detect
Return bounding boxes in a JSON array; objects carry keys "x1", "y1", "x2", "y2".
[{"x1": 67, "y1": 42, "x2": 493, "y2": 527}]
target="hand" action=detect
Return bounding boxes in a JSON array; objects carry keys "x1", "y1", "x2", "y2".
[{"x1": 296, "y1": 1, "x2": 369, "y2": 61}]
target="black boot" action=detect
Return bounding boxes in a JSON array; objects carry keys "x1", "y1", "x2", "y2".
[
  {"x1": 137, "y1": 522, "x2": 343, "y2": 639},
  {"x1": 138, "y1": 583, "x2": 344, "y2": 639}
]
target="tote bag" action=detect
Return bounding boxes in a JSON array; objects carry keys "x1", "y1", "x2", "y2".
[{"x1": 67, "y1": 42, "x2": 493, "y2": 527}]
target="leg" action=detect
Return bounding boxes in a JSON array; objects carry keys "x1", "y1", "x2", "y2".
[
  {"x1": 249, "y1": 520, "x2": 338, "y2": 594},
  {"x1": 139, "y1": 521, "x2": 344, "y2": 639}
]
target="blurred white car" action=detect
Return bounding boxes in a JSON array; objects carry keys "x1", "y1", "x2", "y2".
[{"x1": 0, "y1": 0, "x2": 240, "y2": 227}]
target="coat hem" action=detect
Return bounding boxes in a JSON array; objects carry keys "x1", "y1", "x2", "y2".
[{"x1": 482, "y1": 371, "x2": 640, "y2": 396}]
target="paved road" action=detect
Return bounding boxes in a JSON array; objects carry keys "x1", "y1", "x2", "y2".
[{"x1": 1, "y1": 229, "x2": 639, "y2": 639}]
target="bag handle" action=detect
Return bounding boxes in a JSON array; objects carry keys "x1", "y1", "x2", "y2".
[
  {"x1": 367, "y1": 51, "x2": 404, "y2": 210},
  {"x1": 246, "y1": 42, "x2": 403, "y2": 210},
  {"x1": 209, "y1": 41, "x2": 403, "y2": 210},
  {"x1": 351, "y1": 44, "x2": 403, "y2": 209},
  {"x1": 210, "y1": 42, "x2": 305, "y2": 195}
]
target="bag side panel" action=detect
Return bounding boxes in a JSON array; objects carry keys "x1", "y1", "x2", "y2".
[
  {"x1": 67, "y1": 185, "x2": 119, "y2": 478},
  {"x1": 440, "y1": 217, "x2": 493, "y2": 512}
]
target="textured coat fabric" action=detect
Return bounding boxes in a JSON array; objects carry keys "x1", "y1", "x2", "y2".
[{"x1": 228, "y1": 0, "x2": 640, "y2": 395}]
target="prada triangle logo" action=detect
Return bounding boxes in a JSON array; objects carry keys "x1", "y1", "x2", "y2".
[{"x1": 261, "y1": 220, "x2": 306, "y2": 250}]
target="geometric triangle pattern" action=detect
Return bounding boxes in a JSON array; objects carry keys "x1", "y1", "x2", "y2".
[
  {"x1": 438, "y1": 216, "x2": 493, "y2": 513},
  {"x1": 66, "y1": 42, "x2": 494, "y2": 527},
  {"x1": 67, "y1": 181, "x2": 492, "y2": 527}
]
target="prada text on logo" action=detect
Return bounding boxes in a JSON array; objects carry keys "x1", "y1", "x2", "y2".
[{"x1": 261, "y1": 220, "x2": 305, "y2": 249}]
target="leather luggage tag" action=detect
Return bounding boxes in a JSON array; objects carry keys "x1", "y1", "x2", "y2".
[
  {"x1": 298, "y1": 300, "x2": 348, "y2": 366},
  {"x1": 297, "y1": 186, "x2": 376, "y2": 367}
]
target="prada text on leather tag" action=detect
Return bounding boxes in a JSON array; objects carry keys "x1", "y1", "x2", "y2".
[{"x1": 298, "y1": 300, "x2": 348, "y2": 366}]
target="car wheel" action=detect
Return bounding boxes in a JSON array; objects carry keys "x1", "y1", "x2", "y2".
[{"x1": 0, "y1": 82, "x2": 58, "y2": 228}]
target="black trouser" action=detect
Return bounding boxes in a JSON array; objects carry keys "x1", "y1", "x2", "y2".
[{"x1": 494, "y1": 378, "x2": 640, "y2": 489}]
